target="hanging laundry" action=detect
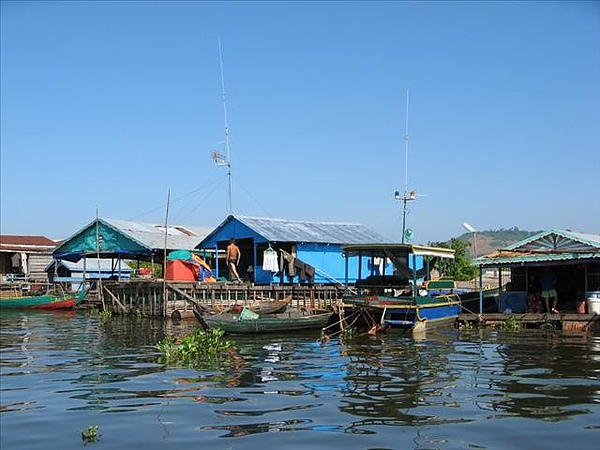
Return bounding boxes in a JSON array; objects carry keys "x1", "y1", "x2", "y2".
[{"x1": 262, "y1": 247, "x2": 279, "y2": 272}]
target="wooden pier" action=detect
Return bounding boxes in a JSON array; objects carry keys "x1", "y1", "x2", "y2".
[
  {"x1": 458, "y1": 312, "x2": 600, "y2": 332},
  {"x1": 88, "y1": 280, "x2": 343, "y2": 318}
]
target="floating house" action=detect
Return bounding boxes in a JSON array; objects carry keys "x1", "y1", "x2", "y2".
[
  {"x1": 0, "y1": 235, "x2": 58, "y2": 282},
  {"x1": 474, "y1": 229, "x2": 600, "y2": 313},
  {"x1": 52, "y1": 218, "x2": 213, "y2": 275},
  {"x1": 46, "y1": 258, "x2": 133, "y2": 292},
  {"x1": 196, "y1": 215, "x2": 392, "y2": 285}
]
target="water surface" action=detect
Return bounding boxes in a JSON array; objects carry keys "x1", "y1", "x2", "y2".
[{"x1": 1, "y1": 311, "x2": 599, "y2": 449}]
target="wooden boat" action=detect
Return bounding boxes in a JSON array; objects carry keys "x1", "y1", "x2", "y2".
[
  {"x1": 423, "y1": 278, "x2": 500, "y2": 313},
  {"x1": 457, "y1": 286, "x2": 500, "y2": 314},
  {"x1": 341, "y1": 243, "x2": 460, "y2": 333},
  {"x1": 223, "y1": 298, "x2": 291, "y2": 315},
  {"x1": 194, "y1": 306, "x2": 333, "y2": 334},
  {"x1": 0, "y1": 284, "x2": 87, "y2": 310}
]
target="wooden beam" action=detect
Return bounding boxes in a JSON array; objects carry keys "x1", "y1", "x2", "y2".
[
  {"x1": 103, "y1": 286, "x2": 127, "y2": 312},
  {"x1": 166, "y1": 283, "x2": 209, "y2": 312}
]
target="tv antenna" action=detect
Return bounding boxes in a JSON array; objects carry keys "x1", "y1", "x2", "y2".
[
  {"x1": 394, "y1": 89, "x2": 417, "y2": 243},
  {"x1": 212, "y1": 36, "x2": 233, "y2": 214}
]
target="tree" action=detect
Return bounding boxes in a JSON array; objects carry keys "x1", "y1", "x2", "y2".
[{"x1": 430, "y1": 238, "x2": 477, "y2": 281}]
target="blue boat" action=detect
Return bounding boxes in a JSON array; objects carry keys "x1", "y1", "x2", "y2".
[{"x1": 341, "y1": 243, "x2": 460, "y2": 333}]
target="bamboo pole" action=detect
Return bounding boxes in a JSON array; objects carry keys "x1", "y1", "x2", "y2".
[{"x1": 162, "y1": 189, "x2": 170, "y2": 318}]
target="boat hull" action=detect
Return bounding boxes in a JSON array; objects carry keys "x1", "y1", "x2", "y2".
[
  {"x1": 0, "y1": 290, "x2": 87, "y2": 310},
  {"x1": 343, "y1": 294, "x2": 460, "y2": 330},
  {"x1": 198, "y1": 310, "x2": 333, "y2": 334}
]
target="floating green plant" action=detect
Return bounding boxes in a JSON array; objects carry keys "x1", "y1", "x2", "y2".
[
  {"x1": 501, "y1": 316, "x2": 521, "y2": 332},
  {"x1": 156, "y1": 328, "x2": 234, "y2": 366},
  {"x1": 340, "y1": 326, "x2": 357, "y2": 339},
  {"x1": 81, "y1": 425, "x2": 99, "y2": 444},
  {"x1": 98, "y1": 310, "x2": 112, "y2": 321},
  {"x1": 90, "y1": 308, "x2": 112, "y2": 321},
  {"x1": 459, "y1": 321, "x2": 475, "y2": 331}
]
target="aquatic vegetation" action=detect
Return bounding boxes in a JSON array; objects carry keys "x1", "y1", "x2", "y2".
[
  {"x1": 341, "y1": 326, "x2": 357, "y2": 340},
  {"x1": 459, "y1": 321, "x2": 475, "y2": 331},
  {"x1": 81, "y1": 425, "x2": 99, "y2": 444},
  {"x1": 89, "y1": 308, "x2": 112, "y2": 322},
  {"x1": 156, "y1": 328, "x2": 234, "y2": 366},
  {"x1": 501, "y1": 316, "x2": 521, "y2": 332}
]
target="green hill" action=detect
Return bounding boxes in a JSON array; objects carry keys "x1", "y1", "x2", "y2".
[{"x1": 455, "y1": 227, "x2": 542, "y2": 258}]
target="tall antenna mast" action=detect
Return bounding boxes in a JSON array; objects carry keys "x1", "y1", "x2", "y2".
[
  {"x1": 394, "y1": 89, "x2": 416, "y2": 244},
  {"x1": 218, "y1": 36, "x2": 233, "y2": 214},
  {"x1": 404, "y1": 89, "x2": 410, "y2": 198}
]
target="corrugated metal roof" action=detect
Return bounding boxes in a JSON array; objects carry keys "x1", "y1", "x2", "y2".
[
  {"x1": 476, "y1": 252, "x2": 599, "y2": 267},
  {"x1": 505, "y1": 229, "x2": 600, "y2": 252},
  {"x1": 476, "y1": 229, "x2": 600, "y2": 267},
  {"x1": 49, "y1": 258, "x2": 134, "y2": 272},
  {"x1": 234, "y1": 215, "x2": 392, "y2": 244},
  {"x1": 102, "y1": 218, "x2": 213, "y2": 251},
  {"x1": 0, "y1": 235, "x2": 58, "y2": 253}
]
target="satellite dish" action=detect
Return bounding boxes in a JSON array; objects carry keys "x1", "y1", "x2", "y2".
[{"x1": 404, "y1": 228, "x2": 414, "y2": 242}]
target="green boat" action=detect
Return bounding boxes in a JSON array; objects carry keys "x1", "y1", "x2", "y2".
[
  {"x1": 194, "y1": 306, "x2": 333, "y2": 334},
  {"x1": 0, "y1": 284, "x2": 87, "y2": 310}
]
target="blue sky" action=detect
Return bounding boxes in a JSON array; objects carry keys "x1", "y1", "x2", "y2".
[{"x1": 1, "y1": 1, "x2": 599, "y2": 243}]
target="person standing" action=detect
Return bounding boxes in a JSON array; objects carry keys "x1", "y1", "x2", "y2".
[
  {"x1": 540, "y1": 267, "x2": 558, "y2": 314},
  {"x1": 226, "y1": 238, "x2": 242, "y2": 283}
]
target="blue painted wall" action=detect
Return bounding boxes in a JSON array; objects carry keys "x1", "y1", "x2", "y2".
[
  {"x1": 197, "y1": 216, "x2": 423, "y2": 285},
  {"x1": 198, "y1": 217, "x2": 376, "y2": 285}
]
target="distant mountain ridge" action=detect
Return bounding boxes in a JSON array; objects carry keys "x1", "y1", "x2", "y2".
[{"x1": 455, "y1": 227, "x2": 542, "y2": 258}]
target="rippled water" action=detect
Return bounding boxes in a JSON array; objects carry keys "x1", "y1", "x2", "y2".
[{"x1": 1, "y1": 311, "x2": 599, "y2": 449}]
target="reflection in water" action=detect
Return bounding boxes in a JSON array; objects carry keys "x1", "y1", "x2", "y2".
[
  {"x1": 1, "y1": 312, "x2": 599, "y2": 450},
  {"x1": 481, "y1": 332, "x2": 599, "y2": 421},
  {"x1": 338, "y1": 333, "x2": 467, "y2": 428}
]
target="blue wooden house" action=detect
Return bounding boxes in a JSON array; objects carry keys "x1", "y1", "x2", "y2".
[{"x1": 196, "y1": 215, "x2": 393, "y2": 285}]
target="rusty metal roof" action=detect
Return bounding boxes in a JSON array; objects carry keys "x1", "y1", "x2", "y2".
[{"x1": 0, "y1": 235, "x2": 58, "y2": 253}]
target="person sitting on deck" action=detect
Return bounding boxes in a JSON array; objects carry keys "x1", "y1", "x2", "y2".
[{"x1": 527, "y1": 290, "x2": 544, "y2": 313}]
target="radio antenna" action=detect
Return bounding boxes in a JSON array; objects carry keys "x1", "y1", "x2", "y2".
[
  {"x1": 217, "y1": 36, "x2": 233, "y2": 214},
  {"x1": 394, "y1": 89, "x2": 417, "y2": 243}
]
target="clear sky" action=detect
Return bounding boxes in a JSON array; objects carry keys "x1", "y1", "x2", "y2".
[{"x1": 1, "y1": 1, "x2": 599, "y2": 243}]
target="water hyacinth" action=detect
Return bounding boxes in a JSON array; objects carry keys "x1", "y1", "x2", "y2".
[
  {"x1": 155, "y1": 328, "x2": 234, "y2": 366},
  {"x1": 81, "y1": 425, "x2": 99, "y2": 444}
]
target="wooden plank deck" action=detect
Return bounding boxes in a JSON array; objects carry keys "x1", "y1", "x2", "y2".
[
  {"x1": 458, "y1": 312, "x2": 600, "y2": 332},
  {"x1": 85, "y1": 279, "x2": 343, "y2": 318}
]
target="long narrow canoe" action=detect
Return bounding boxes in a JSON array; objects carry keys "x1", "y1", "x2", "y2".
[
  {"x1": 195, "y1": 307, "x2": 333, "y2": 334},
  {"x1": 0, "y1": 288, "x2": 87, "y2": 310}
]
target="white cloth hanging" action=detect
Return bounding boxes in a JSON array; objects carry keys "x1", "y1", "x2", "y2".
[{"x1": 262, "y1": 248, "x2": 279, "y2": 272}]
